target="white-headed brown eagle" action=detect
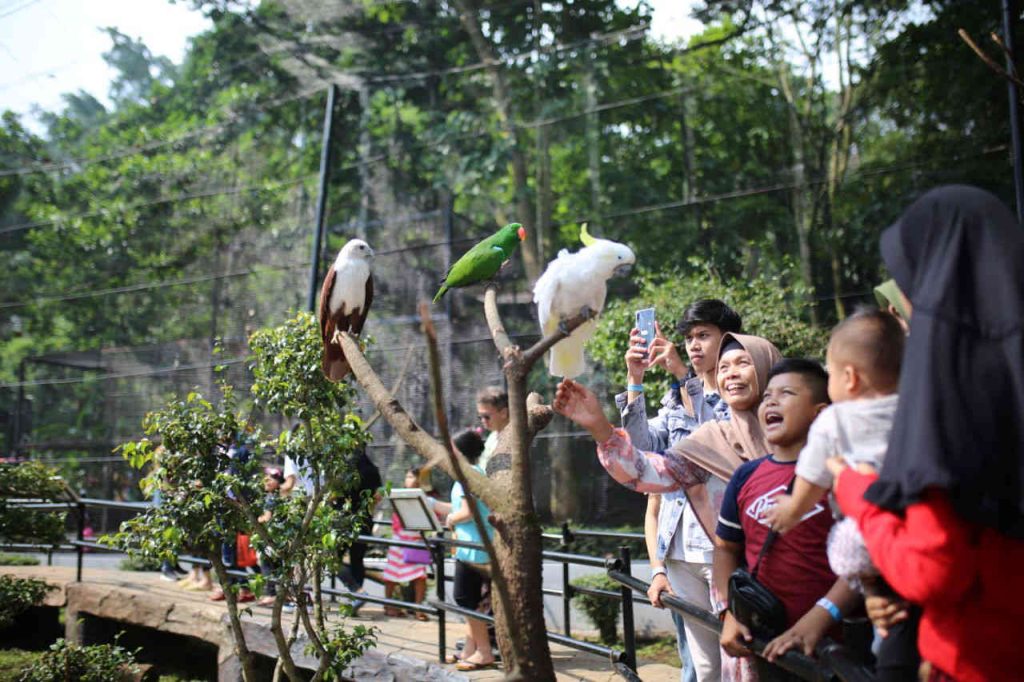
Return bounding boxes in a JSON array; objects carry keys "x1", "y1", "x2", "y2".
[{"x1": 319, "y1": 239, "x2": 375, "y2": 381}]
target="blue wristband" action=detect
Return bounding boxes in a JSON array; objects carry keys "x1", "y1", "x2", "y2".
[
  {"x1": 816, "y1": 597, "x2": 842, "y2": 622},
  {"x1": 627, "y1": 384, "x2": 644, "y2": 393}
]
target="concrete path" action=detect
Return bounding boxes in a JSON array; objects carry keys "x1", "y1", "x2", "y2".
[{"x1": 3, "y1": 565, "x2": 681, "y2": 681}]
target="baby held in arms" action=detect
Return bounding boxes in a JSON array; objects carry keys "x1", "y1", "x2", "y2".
[{"x1": 765, "y1": 309, "x2": 905, "y2": 592}]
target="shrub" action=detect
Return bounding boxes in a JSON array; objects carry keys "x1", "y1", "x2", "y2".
[
  {"x1": 17, "y1": 638, "x2": 138, "y2": 682},
  {"x1": 0, "y1": 575, "x2": 55, "y2": 629},
  {"x1": 0, "y1": 553, "x2": 40, "y2": 566},
  {"x1": 118, "y1": 554, "x2": 162, "y2": 572},
  {"x1": 590, "y1": 266, "x2": 829, "y2": 396},
  {"x1": 571, "y1": 573, "x2": 622, "y2": 645}
]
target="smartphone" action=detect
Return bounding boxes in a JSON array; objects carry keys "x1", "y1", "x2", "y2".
[{"x1": 635, "y1": 308, "x2": 657, "y2": 353}]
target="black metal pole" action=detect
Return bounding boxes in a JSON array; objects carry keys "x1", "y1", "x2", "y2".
[
  {"x1": 307, "y1": 83, "x2": 339, "y2": 313},
  {"x1": 1003, "y1": 0, "x2": 1024, "y2": 222},
  {"x1": 561, "y1": 522, "x2": 572, "y2": 637},
  {"x1": 433, "y1": 532, "x2": 447, "y2": 663},
  {"x1": 75, "y1": 501, "x2": 85, "y2": 582},
  {"x1": 618, "y1": 545, "x2": 637, "y2": 673}
]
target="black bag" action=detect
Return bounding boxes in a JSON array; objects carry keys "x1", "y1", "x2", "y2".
[{"x1": 727, "y1": 477, "x2": 793, "y2": 640}]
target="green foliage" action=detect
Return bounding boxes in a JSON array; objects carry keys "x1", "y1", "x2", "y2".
[
  {"x1": 118, "y1": 554, "x2": 162, "y2": 572},
  {"x1": 0, "y1": 575, "x2": 55, "y2": 629},
  {"x1": 16, "y1": 637, "x2": 138, "y2": 682},
  {"x1": 0, "y1": 650, "x2": 42, "y2": 682},
  {"x1": 571, "y1": 573, "x2": 622, "y2": 645},
  {"x1": 0, "y1": 462, "x2": 67, "y2": 546},
  {"x1": 0, "y1": 553, "x2": 39, "y2": 566},
  {"x1": 112, "y1": 312, "x2": 375, "y2": 676},
  {"x1": 590, "y1": 265, "x2": 829, "y2": 395}
]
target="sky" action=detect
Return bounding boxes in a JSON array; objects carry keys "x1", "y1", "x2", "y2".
[{"x1": 0, "y1": 0, "x2": 697, "y2": 132}]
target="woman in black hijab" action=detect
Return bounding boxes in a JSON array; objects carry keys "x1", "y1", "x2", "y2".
[{"x1": 831, "y1": 186, "x2": 1024, "y2": 682}]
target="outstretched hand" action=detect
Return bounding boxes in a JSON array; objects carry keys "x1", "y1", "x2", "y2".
[{"x1": 553, "y1": 379, "x2": 614, "y2": 442}]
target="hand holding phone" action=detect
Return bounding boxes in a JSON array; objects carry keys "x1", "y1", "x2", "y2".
[{"x1": 635, "y1": 308, "x2": 657, "y2": 355}]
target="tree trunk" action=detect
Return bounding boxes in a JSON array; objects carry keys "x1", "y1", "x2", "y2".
[
  {"x1": 210, "y1": 553, "x2": 257, "y2": 682},
  {"x1": 584, "y1": 51, "x2": 602, "y2": 230},
  {"x1": 452, "y1": 0, "x2": 540, "y2": 282}
]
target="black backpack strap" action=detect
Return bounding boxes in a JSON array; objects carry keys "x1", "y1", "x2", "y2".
[{"x1": 750, "y1": 473, "x2": 797, "y2": 579}]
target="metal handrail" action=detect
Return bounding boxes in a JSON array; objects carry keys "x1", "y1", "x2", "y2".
[{"x1": 10, "y1": 495, "x2": 858, "y2": 681}]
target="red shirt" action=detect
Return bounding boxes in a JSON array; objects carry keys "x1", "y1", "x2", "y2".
[
  {"x1": 835, "y1": 470, "x2": 1024, "y2": 682},
  {"x1": 717, "y1": 456, "x2": 836, "y2": 626}
]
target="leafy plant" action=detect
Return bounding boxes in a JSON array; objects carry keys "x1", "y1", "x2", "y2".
[
  {"x1": 0, "y1": 553, "x2": 40, "y2": 566},
  {"x1": 118, "y1": 554, "x2": 162, "y2": 572},
  {"x1": 571, "y1": 573, "x2": 622, "y2": 645},
  {"x1": 0, "y1": 461, "x2": 67, "y2": 547},
  {"x1": 0, "y1": 575, "x2": 55, "y2": 629},
  {"x1": 590, "y1": 265, "x2": 829, "y2": 397},
  {"x1": 113, "y1": 312, "x2": 376, "y2": 682},
  {"x1": 16, "y1": 637, "x2": 138, "y2": 682}
]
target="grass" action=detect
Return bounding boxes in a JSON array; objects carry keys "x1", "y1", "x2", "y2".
[
  {"x1": 0, "y1": 648, "x2": 43, "y2": 681},
  {"x1": 576, "y1": 634, "x2": 682, "y2": 668},
  {"x1": 0, "y1": 553, "x2": 40, "y2": 566}
]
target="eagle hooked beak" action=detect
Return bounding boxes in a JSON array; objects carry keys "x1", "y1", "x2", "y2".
[{"x1": 517, "y1": 226, "x2": 527, "y2": 241}]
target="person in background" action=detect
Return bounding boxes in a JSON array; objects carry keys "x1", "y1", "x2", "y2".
[
  {"x1": 256, "y1": 467, "x2": 284, "y2": 607},
  {"x1": 381, "y1": 466, "x2": 447, "y2": 620},
  {"x1": 336, "y1": 446, "x2": 383, "y2": 615},
  {"x1": 445, "y1": 429, "x2": 497, "y2": 672},
  {"x1": 475, "y1": 387, "x2": 509, "y2": 472},
  {"x1": 619, "y1": 300, "x2": 741, "y2": 682},
  {"x1": 832, "y1": 186, "x2": 1024, "y2": 682}
]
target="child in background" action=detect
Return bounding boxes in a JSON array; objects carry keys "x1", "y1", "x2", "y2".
[
  {"x1": 256, "y1": 467, "x2": 284, "y2": 607},
  {"x1": 381, "y1": 466, "x2": 445, "y2": 620}
]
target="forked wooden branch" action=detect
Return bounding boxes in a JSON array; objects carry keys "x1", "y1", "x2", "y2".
[
  {"x1": 337, "y1": 331, "x2": 506, "y2": 511},
  {"x1": 482, "y1": 285, "x2": 598, "y2": 376},
  {"x1": 959, "y1": 28, "x2": 1024, "y2": 90}
]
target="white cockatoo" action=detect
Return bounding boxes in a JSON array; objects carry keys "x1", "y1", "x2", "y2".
[
  {"x1": 533, "y1": 225, "x2": 635, "y2": 378},
  {"x1": 319, "y1": 239, "x2": 375, "y2": 381}
]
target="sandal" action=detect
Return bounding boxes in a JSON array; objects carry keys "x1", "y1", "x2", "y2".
[
  {"x1": 414, "y1": 611, "x2": 429, "y2": 621},
  {"x1": 455, "y1": 659, "x2": 498, "y2": 671},
  {"x1": 383, "y1": 607, "x2": 407, "y2": 617}
]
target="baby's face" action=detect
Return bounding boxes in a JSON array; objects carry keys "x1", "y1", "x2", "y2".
[
  {"x1": 825, "y1": 345, "x2": 854, "y2": 403},
  {"x1": 264, "y1": 475, "x2": 279, "y2": 492}
]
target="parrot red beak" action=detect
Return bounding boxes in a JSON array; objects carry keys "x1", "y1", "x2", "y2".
[{"x1": 517, "y1": 226, "x2": 527, "y2": 241}]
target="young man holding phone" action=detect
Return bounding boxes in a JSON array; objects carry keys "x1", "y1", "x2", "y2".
[{"x1": 615, "y1": 299, "x2": 742, "y2": 682}]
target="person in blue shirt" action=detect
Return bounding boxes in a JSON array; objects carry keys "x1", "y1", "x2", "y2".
[{"x1": 444, "y1": 428, "x2": 497, "y2": 671}]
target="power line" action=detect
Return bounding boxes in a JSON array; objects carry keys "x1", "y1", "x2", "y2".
[
  {"x1": 0, "y1": 175, "x2": 313, "y2": 236},
  {"x1": 0, "y1": 87, "x2": 322, "y2": 178},
  {"x1": 0, "y1": 356, "x2": 250, "y2": 389},
  {"x1": 0, "y1": 0, "x2": 42, "y2": 20}
]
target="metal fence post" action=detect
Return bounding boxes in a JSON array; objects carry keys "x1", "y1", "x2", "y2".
[
  {"x1": 75, "y1": 501, "x2": 85, "y2": 582},
  {"x1": 562, "y1": 522, "x2": 573, "y2": 636},
  {"x1": 433, "y1": 531, "x2": 447, "y2": 663},
  {"x1": 618, "y1": 545, "x2": 637, "y2": 673}
]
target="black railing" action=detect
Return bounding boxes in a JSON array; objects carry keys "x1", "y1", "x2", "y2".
[{"x1": 6, "y1": 496, "x2": 870, "y2": 681}]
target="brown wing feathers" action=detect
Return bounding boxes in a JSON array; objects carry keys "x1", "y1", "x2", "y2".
[{"x1": 319, "y1": 268, "x2": 373, "y2": 381}]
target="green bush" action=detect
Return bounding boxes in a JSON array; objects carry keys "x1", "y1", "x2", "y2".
[
  {"x1": 571, "y1": 573, "x2": 622, "y2": 645},
  {"x1": 17, "y1": 638, "x2": 138, "y2": 682},
  {"x1": 0, "y1": 553, "x2": 40, "y2": 566},
  {"x1": 118, "y1": 554, "x2": 162, "y2": 572},
  {"x1": 0, "y1": 575, "x2": 54, "y2": 629},
  {"x1": 590, "y1": 267, "x2": 829, "y2": 396}
]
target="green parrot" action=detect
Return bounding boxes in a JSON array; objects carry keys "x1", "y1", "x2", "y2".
[{"x1": 433, "y1": 222, "x2": 527, "y2": 303}]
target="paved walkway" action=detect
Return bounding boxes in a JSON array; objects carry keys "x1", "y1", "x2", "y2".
[{"x1": 3, "y1": 565, "x2": 681, "y2": 681}]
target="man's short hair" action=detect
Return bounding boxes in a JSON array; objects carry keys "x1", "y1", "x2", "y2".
[
  {"x1": 767, "y1": 358, "x2": 831, "y2": 405},
  {"x1": 453, "y1": 429, "x2": 485, "y2": 464},
  {"x1": 676, "y1": 299, "x2": 742, "y2": 337},
  {"x1": 829, "y1": 307, "x2": 904, "y2": 391},
  {"x1": 475, "y1": 386, "x2": 508, "y2": 410}
]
